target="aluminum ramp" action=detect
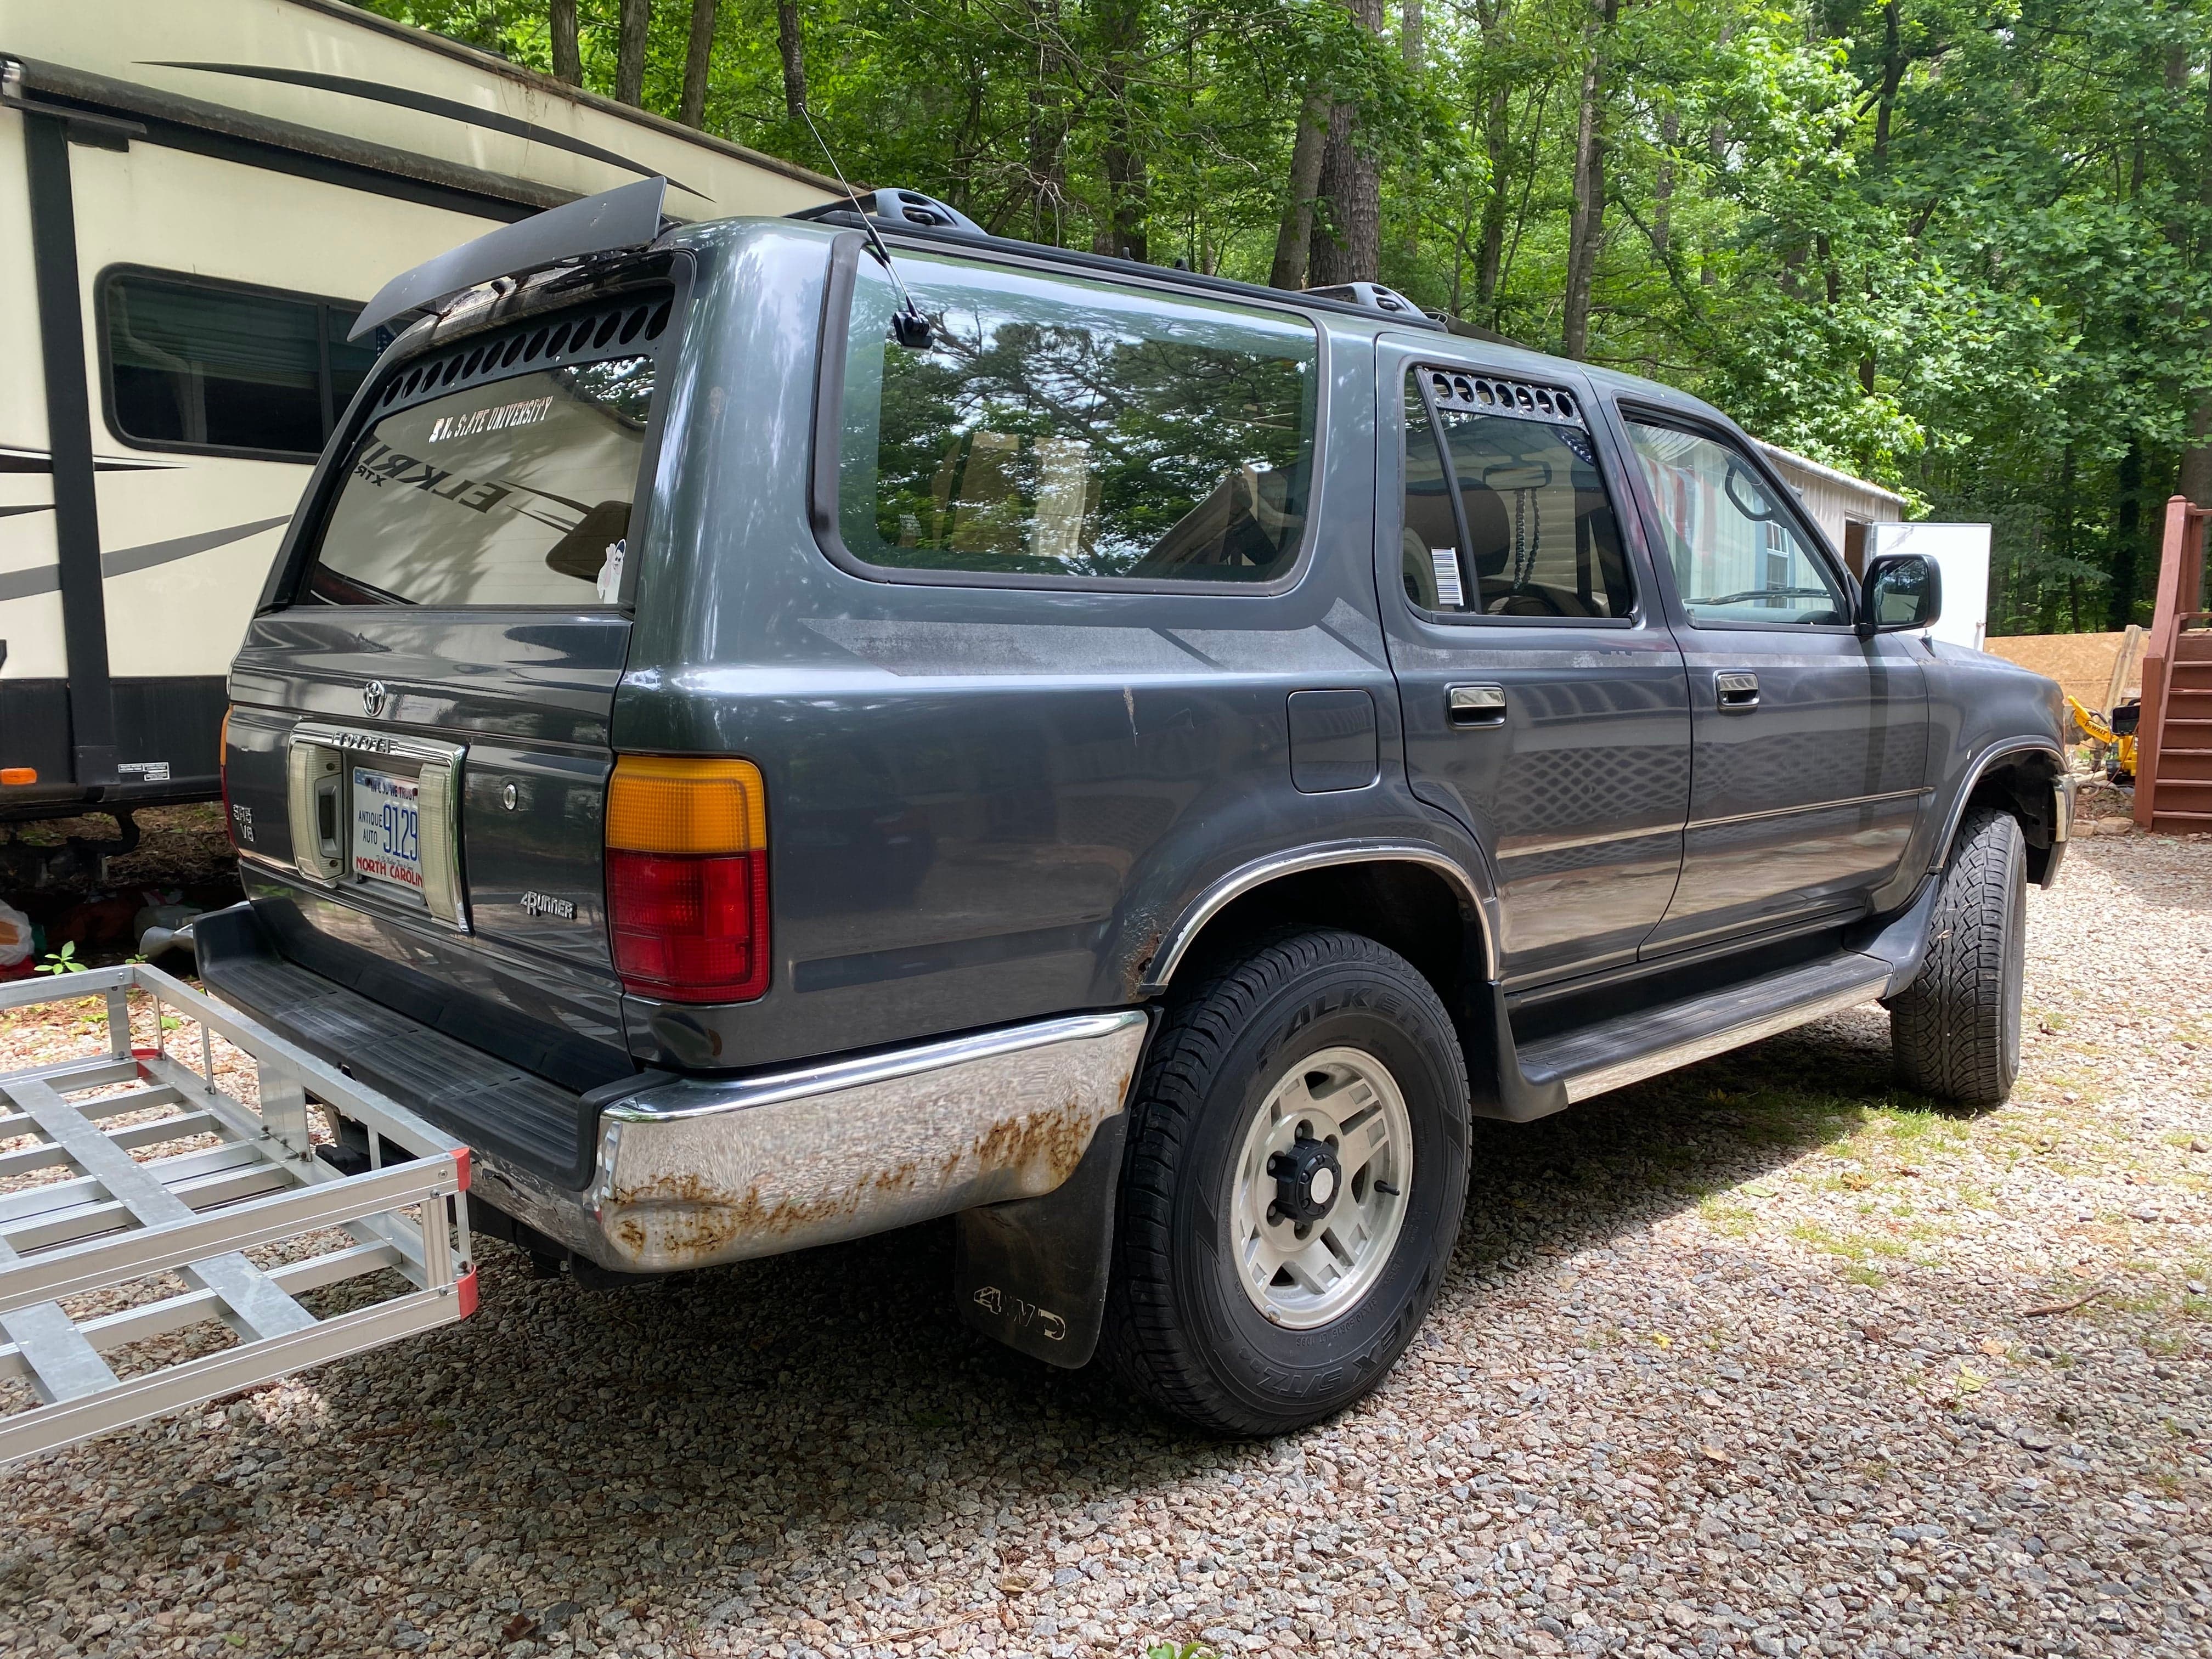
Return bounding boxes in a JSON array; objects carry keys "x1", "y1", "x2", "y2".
[{"x1": 0, "y1": 963, "x2": 473, "y2": 1465}]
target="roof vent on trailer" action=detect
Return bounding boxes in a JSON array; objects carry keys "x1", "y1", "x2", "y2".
[{"x1": 792, "y1": 188, "x2": 984, "y2": 237}]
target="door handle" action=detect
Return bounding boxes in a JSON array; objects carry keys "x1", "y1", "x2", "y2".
[
  {"x1": 1715, "y1": 670, "x2": 1760, "y2": 712},
  {"x1": 1447, "y1": 684, "x2": 1507, "y2": 727}
]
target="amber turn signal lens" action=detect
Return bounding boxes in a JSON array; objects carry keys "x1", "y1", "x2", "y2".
[
  {"x1": 606, "y1": 755, "x2": 766, "y2": 854},
  {"x1": 0, "y1": 768, "x2": 36, "y2": 786}
]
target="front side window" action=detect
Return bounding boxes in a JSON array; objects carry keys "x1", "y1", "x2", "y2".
[
  {"x1": 833, "y1": 253, "x2": 1319, "y2": 583},
  {"x1": 1625, "y1": 421, "x2": 1849, "y2": 625},
  {"x1": 103, "y1": 269, "x2": 379, "y2": 458},
  {"x1": 304, "y1": 358, "x2": 652, "y2": 607},
  {"x1": 1400, "y1": 369, "x2": 1634, "y2": 618}
]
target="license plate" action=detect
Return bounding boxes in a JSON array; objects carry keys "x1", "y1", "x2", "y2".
[{"x1": 351, "y1": 767, "x2": 425, "y2": 898}]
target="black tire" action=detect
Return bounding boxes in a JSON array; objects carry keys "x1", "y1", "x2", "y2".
[
  {"x1": 1890, "y1": 807, "x2": 2028, "y2": 1107},
  {"x1": 1103, "y1": 929, "x2": 1470, "y2": 1435}
]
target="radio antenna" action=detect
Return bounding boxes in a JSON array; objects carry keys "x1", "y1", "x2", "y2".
[{"x1": 798, "y1": 104, "x2": 932, "y2": 349}]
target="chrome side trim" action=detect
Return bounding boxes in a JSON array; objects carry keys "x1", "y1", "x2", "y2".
[
  {"x1": 1927, "y1": 740, "x2": 2067, "y2": 872},
  {"x1": 1687, "y1": 785, "x2": 1929, "y2": 834},
  {"x1": 1141, "y1": 840, "x2": 1489, "y2": 991},
  {"x1": 1558, "y1": 968, "x2": 1886, "y2": 1103},
  {"x1": 569, "y1": 1011, "x2": 1150, "y2": 1272}
]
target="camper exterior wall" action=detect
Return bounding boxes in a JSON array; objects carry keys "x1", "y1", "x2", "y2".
[{"x1": 0, "y1": 0, "x2": 834, "y2": 817}]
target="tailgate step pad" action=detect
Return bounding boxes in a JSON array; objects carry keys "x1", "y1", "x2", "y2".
[
  {"x1": 196, "y1": 922, "x2": 600, "y2": 1188},
  {"x1": 0, "y1": 965, "x2": 472, "y2": 1466}
]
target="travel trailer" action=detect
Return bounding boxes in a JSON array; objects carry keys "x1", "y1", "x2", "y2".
[{"x1": 0, "y1": 0, "x2": 832, "y2": 867}]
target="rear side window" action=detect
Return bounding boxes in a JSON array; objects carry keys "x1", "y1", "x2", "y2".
[
  {"x1": 831, "y1": 252, "x2": 1319, "y2": 584},
  {"x1": 1402, "y1": 368, "x2": 1634, "y2": 619},
  {"x1": 101, "y1": 268, "x2": 379, "y2": 459},
  {"x1": 304, "y1": 358, "x2": 652, "y2": 607}
]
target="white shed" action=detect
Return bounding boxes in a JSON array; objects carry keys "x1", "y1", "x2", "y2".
[{"x1": 1754, "y1": 442, "x2": 1909, "y2": 574}]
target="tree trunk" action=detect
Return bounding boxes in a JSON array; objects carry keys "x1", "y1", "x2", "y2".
[
  {"x1": 1309, "y1": 0, "x2": 1385, "y2": 287},
  {"x1": 1026, "y1": 0, "x2": 1066, "y2": 242},
  {"x1": 775, "y1": 3, "x2": 807, "y2": 120},
  {"x1": 1871, "y1": 3, "x2": 1905, "y2": 169},
  {"x1": 679, "y1": 0, "x2": 717, "y2": 128},
  {"x1": 1094, "y1": 0, "x2": 1147, "y2": 261},
  {"x1": 2109, "y1": 439, "x2": 2145, "y2": 631},
  {"x1": 1649, "y1": 105, "x2": 1677, "y2": 261},
  {"x1": 616, "y1": 0, "x2": 652, "y2": 109},
  {"x1": 1401, "y1": 0, "x2": 1423, "y2": 68},
  {"x1": 1474, "y1": 83, "x2": 1511, "y2": 314},
  {"x1": 550, "y1": 0, "x2": 582, "y2": 86},
  {"x1": 1560, "y1": 0, "x2": 1616, "y2": 360},
  {"x1": 1270, "y1": 96, "x2": 1330, "y2": 289}
]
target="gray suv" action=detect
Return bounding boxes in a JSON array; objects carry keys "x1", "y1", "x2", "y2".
[{"x1": 202, "y1": 180, "x2": 2071, "y2": 1434}]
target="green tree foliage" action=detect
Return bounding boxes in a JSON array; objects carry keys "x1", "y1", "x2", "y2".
[{"x1": 359, "y1": 0, "x2": 2212, "y2": 632}]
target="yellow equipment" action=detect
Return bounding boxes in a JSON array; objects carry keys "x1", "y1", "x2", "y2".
[{"x1": 2068, "y1": 693, "x2": 2139, "y2": 783}]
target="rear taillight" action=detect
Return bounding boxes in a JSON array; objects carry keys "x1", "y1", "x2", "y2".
[{"x1": 605, "y1": 755, "x2": 769, "y2": 1003}]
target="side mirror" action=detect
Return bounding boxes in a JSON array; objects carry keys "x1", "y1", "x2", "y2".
[{"x1": 1858, "y1": 552, "x2": 1941, "y2": 639}]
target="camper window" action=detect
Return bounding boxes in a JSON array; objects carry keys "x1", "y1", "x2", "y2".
[{"x1": 100, "y1": 268, "x2": 379, "y2": 461}]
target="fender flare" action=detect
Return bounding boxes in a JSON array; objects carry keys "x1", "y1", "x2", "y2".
[
  {"x1": 1928, "y1": 740, "x2": 2071, "y2": 874},
  {"x1": 1136, "y1": 838, "x2": 1492, "y2": 994}
]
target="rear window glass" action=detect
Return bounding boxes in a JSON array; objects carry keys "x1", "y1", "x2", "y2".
[
  {"x1": 304, "y1": 358, "x2": 652, "y2": 607},
  {"x1": 833, "y1": 253, "x2": 1319, "y2": 583}
]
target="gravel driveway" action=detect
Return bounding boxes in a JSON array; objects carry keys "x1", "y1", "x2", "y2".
[{"x1": 2, "y1": 832, "x2": 2207, "y2": 1659}]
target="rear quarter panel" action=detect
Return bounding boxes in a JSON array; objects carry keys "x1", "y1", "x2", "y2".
[{"x1": 617, "y1": 225, "x2": 1475, "y2": 1070}]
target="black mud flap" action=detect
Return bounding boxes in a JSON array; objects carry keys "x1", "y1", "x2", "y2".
[{"x1": 953, "y1": 1111, "x2": 1127, "y2": 1369}]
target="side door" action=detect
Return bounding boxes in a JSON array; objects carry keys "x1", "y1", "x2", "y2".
[
  {"x1": 1612, "y1": 410, "x2": 1930, "y2": 953},
  {"x1": 1376, "y1": 352, "x2": 1691, "y2": 987}
]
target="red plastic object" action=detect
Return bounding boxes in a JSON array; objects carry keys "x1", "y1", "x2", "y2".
[
  {"x1": 450, "y1": 1144, "x2": 471, "y2": 1192},
  {"x1": 455, "y1": 1265, "x2": 478, "y2": 1319},
  {"x1": 607, "y1": 848, "x2": 769, "y2": 1002}
]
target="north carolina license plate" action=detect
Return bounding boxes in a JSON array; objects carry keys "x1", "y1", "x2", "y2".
[{"x1": 351, "y1": 767, "x2": 425, "y2": 898}]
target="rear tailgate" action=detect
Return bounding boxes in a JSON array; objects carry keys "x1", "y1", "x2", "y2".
[{"x1": 221, "y1": 275, "x2": 685, "y2": 1171}]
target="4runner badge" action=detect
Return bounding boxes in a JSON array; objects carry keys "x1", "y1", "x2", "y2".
[{"x1": 520, "y1": 891, "x2": 578, "y2": 920}]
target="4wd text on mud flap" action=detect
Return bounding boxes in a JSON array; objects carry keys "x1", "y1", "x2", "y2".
[{"x1": 971, "y1": 1285, "x2": 1068, "y2": 1342}]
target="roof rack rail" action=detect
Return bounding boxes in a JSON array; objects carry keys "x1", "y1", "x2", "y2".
[
  {"x1": 792, "y1": 188, "x2": 983, "y2": 238},
  {"x1": 1306, "y1": 281, "x2": 1424, "y2": 320},
  {"x1": 349, "y1": 175, "x2": 669, "y2": 342}
]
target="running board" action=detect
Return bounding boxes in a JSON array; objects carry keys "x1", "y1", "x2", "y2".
[
  {"x1": 1517, "y1": 952, "x2": 1891, "y2": 1104},
  {"x1": 0, "y1": 965, "x2": 473, "y2": 1466}
]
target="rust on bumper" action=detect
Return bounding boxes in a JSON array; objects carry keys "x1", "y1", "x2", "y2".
[{"x1": 487, "y1": 1011, "x2": 1149, "y2": 1274}]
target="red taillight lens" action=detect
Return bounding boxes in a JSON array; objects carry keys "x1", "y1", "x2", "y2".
[
  {"x1": 604, "y1": 755, "x2": 770, "y2": 1003},
  {"x1": 607, "y1": 849, "x2": 769, "y2": 1001}
]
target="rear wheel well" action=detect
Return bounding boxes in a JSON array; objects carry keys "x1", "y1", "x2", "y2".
[
  {"x1": 1958, "y1": 750, "x2": 2064, "y2": 884},
  {"x1": 1161, "y1": 861, "x2": 1480, "y2": 1021}
]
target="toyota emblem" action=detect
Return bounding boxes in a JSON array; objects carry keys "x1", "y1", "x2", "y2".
[{"x1": 362, "y1": 680, "x2": 387, "y2": 718}]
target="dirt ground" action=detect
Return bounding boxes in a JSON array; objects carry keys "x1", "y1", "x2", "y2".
[{"x1": 0, "y1": 831, "x2": 2205, "y2": 1659}]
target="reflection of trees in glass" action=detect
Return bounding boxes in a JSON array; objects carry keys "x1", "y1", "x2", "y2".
[{"x1": 861, "y1": 295, "x2": 1316, "y2": 579}]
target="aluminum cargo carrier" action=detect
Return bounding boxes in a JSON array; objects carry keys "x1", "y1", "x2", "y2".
[{"x1": 0, "y1": 963, "x2": 473, "y2": 1465}]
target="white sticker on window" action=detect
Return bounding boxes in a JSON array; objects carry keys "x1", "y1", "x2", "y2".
[
  {"x1": 594, "y1": 538, "x2": 626, "y2": 603},
  {"x1": 1430, "y1": 548, "x2": 1465, "y2": 610}
]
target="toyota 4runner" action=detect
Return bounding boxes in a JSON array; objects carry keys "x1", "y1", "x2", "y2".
[{"x1": 200, "y1": 179, "x2": 2072, "y2": 1434}]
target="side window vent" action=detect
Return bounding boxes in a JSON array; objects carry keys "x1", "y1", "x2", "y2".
[
  {"x1": 374, "y1": 291, "x2": 673, "y2": 411},
  {"x1": 1424, "y1": 370, "x2": 1583, "y2": 429}
]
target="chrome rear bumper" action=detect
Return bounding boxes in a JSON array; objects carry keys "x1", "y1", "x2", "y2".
[{"x1": 475, "y1": 1011, "x2": 1150, "y2": 1273}]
